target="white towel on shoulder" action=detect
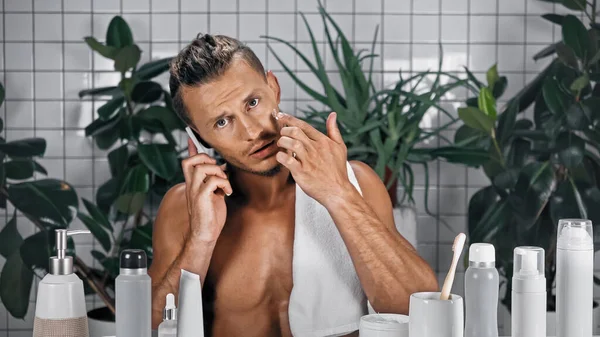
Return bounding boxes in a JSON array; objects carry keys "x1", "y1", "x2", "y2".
[{"x1": 288, "y1": 161, "x2": 368, "y2": 337}]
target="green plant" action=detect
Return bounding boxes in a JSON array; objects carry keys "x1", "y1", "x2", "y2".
[
  {"x1": 0, "y1": 81, "x2": 82, "y2": 319},
  {"x1": 0, "y1": 15, "x2": 184, "y2": 320},
  {"x1": 262, "y1": 2, "x2": 484, "y2": 208},
  {"x1": 454, "y1": 3, "x2": 600, "y2": 311}
]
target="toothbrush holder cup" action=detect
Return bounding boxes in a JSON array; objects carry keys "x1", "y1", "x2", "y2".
[{"x1": 408, "y1": 291, "x2": 464, "y2": 337}]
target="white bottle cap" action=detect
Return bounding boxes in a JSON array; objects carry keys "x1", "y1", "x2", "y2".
[
  {"x1": 513, "y1": 246, "x2": 544, "y2": 280},
  {"x1": 468, "y1": 243, "x2": 495, "y2": 263},
  {"x1": 557, "y1": 218, "x2": 593, "y2": 250}
]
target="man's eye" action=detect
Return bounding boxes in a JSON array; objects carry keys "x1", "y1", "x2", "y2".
[
  {"x1": 216, "y1": 118, "x2": 229, "y2": 128},
  {"x1": 249, "y1": 98, "x2": 259, "y2": 108}
]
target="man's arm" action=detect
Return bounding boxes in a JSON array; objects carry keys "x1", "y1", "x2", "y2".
[
  {"x1": 324, "y1": 161, "x2": 439, "y2": 314},
  {"x1": 147, "y1": 184, "x2": 217, "y2": 329}
]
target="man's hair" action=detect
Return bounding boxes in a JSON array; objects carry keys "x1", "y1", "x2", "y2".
[{"x1": 169, "y1": 33, "x2": 266, "y2": 127}]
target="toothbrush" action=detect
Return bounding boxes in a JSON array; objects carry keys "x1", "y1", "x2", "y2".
[
  {"x1": 440, "y1": 232, "x2": 467, "y2": 300},
  {"x1": 185, "y1": 126, "x2": 208, "y2": 154}
]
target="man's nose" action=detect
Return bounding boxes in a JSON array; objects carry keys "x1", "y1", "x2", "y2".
[{"x1": 239, "y1": 114, "x2": 266, "y2": 140}]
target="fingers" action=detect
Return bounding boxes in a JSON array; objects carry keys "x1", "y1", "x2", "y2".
[
  {"x1": 274, "y1": 111, "x2": 324, "y2": 141},
  {"x1": 280, "y1": 126, "x2": 312, "y2": 146},
  {"x1": 190, "y1": 164, "x2": 228, "y2": 192},
  {"x1": 188, "y1": 137, "x2": 198, "y2": 156},
  {"x1": 277, "y1": 136, "x2": 307, "y2": 160},
  {"x1": 325, "y1": 112, "x2": 344, "y2": 144},
  {"x1": 276, "y1": 151, "x2": 301, "y2": 172},
  {"x1": 182, "y1": 153, "x2": 216, "y2": 184},
  {"x1": 200, "y1": 175, "x2": 233, "y2": 196}
]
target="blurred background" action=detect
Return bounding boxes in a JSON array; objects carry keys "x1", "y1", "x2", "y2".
[{"x1": 0, "y1": 0, "x2": 599, "y2": 335}]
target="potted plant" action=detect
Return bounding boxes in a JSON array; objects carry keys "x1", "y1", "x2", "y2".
[
  {"x1": 0, "y1": 16, "x2": 186, "y2": 337},
  {"x1": 262, "y1": 2, "x2": 482, "y2": 246},
  {"x1": 76, "y1": 15, "x2": 185, "y2": 336},
  {"x1": 453, "y1": 8, "x2": 600, "y2": 331}
]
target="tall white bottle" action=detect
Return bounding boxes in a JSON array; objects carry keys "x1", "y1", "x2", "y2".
[
  {"x1": 33, "y1": 229, "x2": 91, "y2": 337},
  {"x1": 556, "y1": 219, "x2": 594, "y2": 337},
  {"x1": 116, "y1": 249, "x2": 151, "y2": 337},
  {"x1": 512, "y1": 246, "x2": 546, "y2": 337},
  {"x1": 464, "y1": 243, "x2": 499, "y2": 337}
]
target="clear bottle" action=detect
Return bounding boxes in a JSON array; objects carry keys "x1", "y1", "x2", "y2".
[
  {"x1": 116, "y1": 249, "x2": 151, "y2": 337},
  {"x1": 556, "y1": 219, "x2": 594, "y2": 337},
  {"x1": 511, "y1": 246, "x2": 546, "y2": 337},
  {"x1": 158, "y1": 293, "x2": 178, "y2": 337},
  {"x1": 464, "y1": 243, "x2": 499, "y2": 337}
]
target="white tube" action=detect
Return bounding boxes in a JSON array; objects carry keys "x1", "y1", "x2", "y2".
[{"x1": 176, "y1": 270, "x2": 204, "y2": 337}]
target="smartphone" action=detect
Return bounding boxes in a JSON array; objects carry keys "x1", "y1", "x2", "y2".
[{"x1": 185, "y1": 126, "x2": 226, "y2": 166}]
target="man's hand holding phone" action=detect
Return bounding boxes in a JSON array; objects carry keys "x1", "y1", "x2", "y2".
[{"x1": 182, "y1": 136, "x2": 232, "y2": 244}]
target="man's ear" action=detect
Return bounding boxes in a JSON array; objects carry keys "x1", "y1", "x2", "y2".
[{"x1": 266, "y1": 70, "x2": 281, "y2": 104}]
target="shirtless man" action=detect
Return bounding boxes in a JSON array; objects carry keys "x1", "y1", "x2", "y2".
[{"x1": 148, "y1": 34, "x2": 439, "y2": 336}]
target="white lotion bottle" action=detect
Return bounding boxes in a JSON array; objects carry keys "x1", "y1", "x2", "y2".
[
  {"x1": 512, "y1": 246, "x2": 546, "y2": 337},
  {"x1": 33, "y1": 229, "x2": 91, "y2": 337},
  {"x1": 556, "y1": 218, "x2": 594, "y2": 337},
  {"x1": 116, "y1": 249, "x2": 151, "y2": 337},
  {"x1": 464, "y1": 243, "x2": 499, "y2": 337},
  {"x1": 158, "y1": 293, "x2": 178, "y2": 337}
]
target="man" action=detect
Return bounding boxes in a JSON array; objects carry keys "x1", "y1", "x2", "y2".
[{"x1": 148, "y1": 33, "x2": 438, "y2": 336}]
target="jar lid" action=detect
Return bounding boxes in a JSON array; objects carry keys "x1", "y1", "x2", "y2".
[{"x1": 359, "y1": 314, "x2": 409, "y2": 331}]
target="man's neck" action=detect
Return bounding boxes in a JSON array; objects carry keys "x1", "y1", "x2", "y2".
[{"x1": 230, "y1": 166, "x2": 294, "y2": 209}]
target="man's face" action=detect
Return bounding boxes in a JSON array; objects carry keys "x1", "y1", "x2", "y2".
[{"x1": 182, "y1": 57, "x2": 282, "y2": 176}]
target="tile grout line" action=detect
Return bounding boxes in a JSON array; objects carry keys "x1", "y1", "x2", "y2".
[
  {"x1": 90, "y1": 0, "x2": 98, "y2": 309},
  {"x1": 1, "y1": 0, "x2": 5, "y2": 330}
]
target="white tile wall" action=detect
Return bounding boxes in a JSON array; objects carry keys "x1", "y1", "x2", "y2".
[{"x1": 1, "y1": 0, "x2": 595, "y2": 335}]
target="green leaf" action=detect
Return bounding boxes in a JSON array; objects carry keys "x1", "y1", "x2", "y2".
[
  {"x1": 4, "y1": 159, "x2": 35, "y2": 180},
  {"x1": 569, "y1": 74, "x2": 589, "y2": 92},
  {"x1": 467, "y1": 186, "x2": 498, "y2": 239},
  {"x1": 116, "y1": 165, "x2": 149, "y2": 214},
  {"x1": 588, "y1": 50, "x2": 600, "y2": 66},
  {"x1": 0, "y1": 138, "x2": 46, "y2": 157},
  {"x1": 486, "y1": 64, "x2": 499, "y2": 90},
  {"x1": 0, "y1": 82, "x2": 4, "y2": 106},
  {"x1": 96, "y1": 178, "x2": 120, "y2": 214},
  {"x1": 114, "y1": 44, "x2": 141, "y2": 73},
  {"x1": 136, "y1": 106, "x2": 182, "y2": 131},
  {"x1": 454, "y1": 124, "x2": 489, "y2": 148},
  {"x1": 0, "y1": 251, "x2": 34, "y2": 319},
  {"x1": 106, "y1": 16, "x2": 134, "y2": 49},
  {"x1": 463, "y1": 66, "x2": 483, "y2": 89},
  {"x1": 136, "y1": 57, "x2": 173, "y2": 80},
  {"x1": 107, "y1": 144, "x2": 128, "y2": 178},
  {"x1": 562, "y1": 15, "x2": 589, "y2": 59},
  {"x1": 97, "y1": 97, "x2": 125, "y2": 120},
  {"x1": 33, "y1": 161, "x2": 47, "y2": 175},
  {"x1": 492, "y1": 76, "x2": 508, "y2": 98},
  {"x1": 561, "y1": 0, "x2": 587, "y2": 11},
  {"x1": 137, "y1": 144, "x2": 179, "y2": 180},
  {"x1": 83, "y1": 37, "x2": 118, "y2": 59},
  {"x1": 493, "y1": 168, "x2": 520, "y2": 190},
  {"x1": 118, "y1": 77, "x2": 135, "y2": 98},
  {"x1": 497, "y1": 100, "x2": 519, "y2": 145},
  {"x1": 584, "y1": 97, "x2": 600, "y2": 121},
  {"x1": 478, "y1": 87, "x2": 497, "y2": 119},
  {"x1": 81, "y1": 198, "x2": 112, "y2": 231},
  {"x1": 129, "y1": 221, "x2": 153, "y2": 262},
  {"x1": 565, "y1": 102, "x2": 590, "y2": 130},
  {"x1": 509, "y1": 60, "x2": 556, "y2": 112},
  {"x1": 533, "y1": 43, "x2": 558, "y2": 61},
  {"x1": 542, "y1": 77, "x2": 570, "y2": 116},
  {"x1": 85, "y1": 114, "x2": 122, "y2": 137},
  {"x1": 19, "y1": 230, "x2": 75, "y2": 272},
  {"x1": 553, "y1": 132, "x2": 585, "y2": 168},
  {"x1": 131, "y1": 81, "x2": 163, "y2": 103},
  {"x1": 78, "y1": 86, "x2": 119, "y2": 99},
  {"x1": 95, "y1": 126, "x2": 121, "y2": 150},
  {"x1": 556, "y1": 42, "x2": 579, "y2": 69},
  {"x1": 8, "y1": 179, "x2": 79, "y2": 228},
  {"x1": 550, "y1": 180, "x2": 587, "y2": 225},
  {"x1": 471, "y1": 198, "x2": 510, "y2": 243},
  {"x1": 511, "y1": 162, "x2": 555, "y2": 227},
  {"x1": 431, "y1": 146, "x2": 490, "y2": 166},
  {"x1": 0, "y1": 212, "x2": 21, "y2": 259},
  {"x1": 542, "y1": 13, "x2": 564, "y2": 25},
  {"x1": 458, "y1": 107, "x2": 496, "y2": 135},
  {"x1": 77, "y1": 212, "x2": 111, "y2": 252},
  {"x1": 508, "y1": 138, "x2": 532, "y2": 167}
]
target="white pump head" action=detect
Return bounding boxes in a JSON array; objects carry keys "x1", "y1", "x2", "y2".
[
  {"x1": 50, "y1": 229, "x2": 90, "y2": 275},
  {"x1": 513, "y1": 246, "x2": 544, "y2": 279}
]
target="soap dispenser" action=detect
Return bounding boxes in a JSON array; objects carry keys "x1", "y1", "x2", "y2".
[{"x1": 33, "y1": 229, "x2": 91, "y2": 337}]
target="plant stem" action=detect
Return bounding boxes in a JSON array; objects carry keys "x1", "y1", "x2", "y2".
[{"x1": 491, "y1": 131, "x2": 507, "y2": 168}]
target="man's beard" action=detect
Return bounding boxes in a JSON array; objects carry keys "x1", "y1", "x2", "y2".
[{"x1": 224, "y1": 159, "x2": 282, "y2": 177}]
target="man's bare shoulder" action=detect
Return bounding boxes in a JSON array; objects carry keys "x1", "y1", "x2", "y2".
[
  {"x1": 348, "y1": 160, "x2": 390, "y2": 202},
  {"x1": 154, "y1": 182, "x2": 189, "y2": 242}
]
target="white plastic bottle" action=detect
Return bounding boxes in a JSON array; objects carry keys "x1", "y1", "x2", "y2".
[
  {"x1": 556, "y1": 219, "x2": 594, "y2": 337},
  {"x1": 116, "y1": 249, "x2": 151, "y2": 337},
  {"x1": 464, "y1": 243, "x2": 499, "y2": 337},
  {"x1": 158, "y1": 293, "x2": 178, "y2": 337},
  {"x1": 512, "y1": 246, "x2": 546, "y2": 337}
]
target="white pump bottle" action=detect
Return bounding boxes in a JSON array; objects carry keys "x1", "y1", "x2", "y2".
[
  {"x1": 33, "y1": 229, "x2": 91, "y2": 337},
  {"x1": 511, "y1": 246, "x2": 546, "y2": 337}
]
